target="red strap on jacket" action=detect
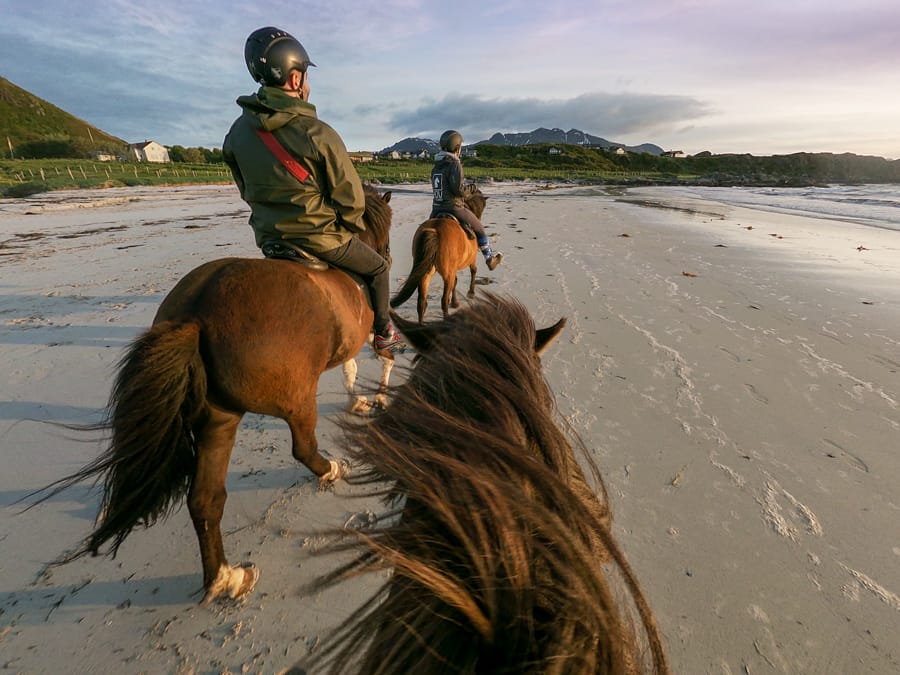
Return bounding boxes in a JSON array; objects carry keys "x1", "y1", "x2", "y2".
[{"x1": 254, "y1": 128, "x2": 310, "y2": 183}]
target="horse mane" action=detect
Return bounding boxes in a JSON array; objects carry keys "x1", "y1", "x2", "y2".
[
  {"x1": 305, "y1": 294, "x2": 669, "y2": 674},
  {"x1": 360, "y1": 183, "x2": 392, "y2": 253},
  {"x1": 464, "y1": 186, "x2": 487, "y2": 218}
]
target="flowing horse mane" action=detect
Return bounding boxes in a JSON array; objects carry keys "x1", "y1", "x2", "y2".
[
  {"x1": 306, "y1": 294, "x2": 669, "y2": 674},
  {"x1": 359, "y1": 183, "x2": 392, "y2": 255}
]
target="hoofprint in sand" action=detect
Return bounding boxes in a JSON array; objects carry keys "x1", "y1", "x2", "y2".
[{"x1": 1, "y1": 182, "x2": 898, "y2": 672}]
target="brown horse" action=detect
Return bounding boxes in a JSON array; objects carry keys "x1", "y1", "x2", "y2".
[
  {"x1": 30, "y1": 185, "x2": 396, "y2": 605},
  {"x1": 303, "y1": 294, "x2": 669, "y2": 674},
  {"x1": 390, "y1": 187, "x2": 488, "y2": 322}
]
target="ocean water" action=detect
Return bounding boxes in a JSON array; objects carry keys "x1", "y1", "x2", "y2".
[{"x1": 662, "y1": 184, "x2": 900, "y2": 232}]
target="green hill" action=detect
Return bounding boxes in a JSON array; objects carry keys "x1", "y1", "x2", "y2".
[{"x1": 0, "y1": 76, "x2": 127, "y2": 159}]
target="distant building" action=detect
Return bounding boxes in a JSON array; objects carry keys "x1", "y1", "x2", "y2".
[
  {"x1": 548, "y1": 147, "x2": 562, "y2": 155},
  {"x1": 611, "y1": 146, "x2": 627, "y2": 155},
  {"x1": 92, "y1": 150, "x2": 117, "y2": 162},
  {"x1": 661, "y1": 150, "x2": 687, "y2": 158},
  {"x1": 126, "y1": 140, "x2": 170, "y2": 163},
  {"x1": 349, "y1": 151, "x2": 375, "y2": 163}
]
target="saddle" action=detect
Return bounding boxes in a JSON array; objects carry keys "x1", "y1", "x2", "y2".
[
  {"x1": 261, "y1": 240, "x2": 373, "y2": 308},
  {"x1": 433, "y1": 212, "x2": 476, "y2": 240},
  {"x1": 261, "y1": 240, "x2": 329, "y2": 271}
]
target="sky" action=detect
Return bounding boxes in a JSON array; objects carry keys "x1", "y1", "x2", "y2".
[{"x1": 2, "y1": 0, "x2": 899, "y2": 158}]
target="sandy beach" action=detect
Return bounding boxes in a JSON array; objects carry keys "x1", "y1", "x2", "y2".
[{"x1": 1, "y1": 181, "x2": 899, "y2": 673}]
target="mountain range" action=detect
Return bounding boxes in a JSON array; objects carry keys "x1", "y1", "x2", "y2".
[{"x1": 380, "y1": 128, "x2": 664, "y2": 156}]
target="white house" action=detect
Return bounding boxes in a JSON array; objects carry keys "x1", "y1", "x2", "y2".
[
  {"x1": 661, "y1": 150, "x2": 687, "y2": 158},
  {"x1": 126, "y1": 140, "x2": 170, "y2": 163}
]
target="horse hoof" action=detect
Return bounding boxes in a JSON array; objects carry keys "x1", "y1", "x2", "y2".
[
  {"x1": 318, "y1": 459, "x2": 351, "y2": 491},
  {"x1": 372, "y1": 393, "x2": 388, "y2": 412},
  {"x1": 201, "y1": 563, "x2": 260, "y2": 605},
  {"x1": 234, "y1": 564, "x2": 260, "y2": 599},
  {"x1": 349, "y1": 395, "x2": 371, "y2": 416}
]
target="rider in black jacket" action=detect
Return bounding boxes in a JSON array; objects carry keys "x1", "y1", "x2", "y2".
[{"x1": 430, "y1": 130, "x2": 502, "y2": 270}]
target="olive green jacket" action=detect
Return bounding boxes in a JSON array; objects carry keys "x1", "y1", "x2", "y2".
[{"x1": 223, "y1": 87, "x2": 365, "y2": 253}]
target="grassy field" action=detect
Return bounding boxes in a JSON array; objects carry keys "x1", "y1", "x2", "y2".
[
  {"x1": 0, "y1": 157, "x2": 661, "y2": 197},
  {"x1": 0, "y1": 158, "x2": 233, "y2": 197},
  {"x1": 354, "y1": 160, "x2": 653, "y2": 184}
]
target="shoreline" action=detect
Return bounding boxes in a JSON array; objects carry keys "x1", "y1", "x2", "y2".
[
  {"x1": 1, "y1": 183, "x2": 898, "y2": 673},
  {"x1": 5, "y1": 172, "x2": 900, "y2": 200}
]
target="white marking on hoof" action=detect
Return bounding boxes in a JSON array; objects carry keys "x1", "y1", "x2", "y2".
[
  {"x1": 372, "y1": 393, "x2": 388, "y2": 412},
  {"x1": 349, "y1": 395, "x2": 371, "y2": 416},
  {"x1": 202, "y1": 563, "x2": 259, "y2": 605},
  {"x1": 318, "y1": 459, "x2": 351, "y2": 491},
  {"x1": 321, "y1": 459, "x2": 342, "y2": 482}
]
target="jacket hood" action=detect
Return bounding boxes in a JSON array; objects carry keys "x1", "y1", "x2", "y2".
[
  {"x1": 235, "y1": 86, "x2": 318, "y2": 132},
  {"x1": 434, "y1": 150, "x2": 460, "y2": 163}
]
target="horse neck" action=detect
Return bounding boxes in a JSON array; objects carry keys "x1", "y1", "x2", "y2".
[
  {"x1": 466, "y1": 193, "x2": 486, "y2": 218},
  {"x1": 359, "y1": 198, "x2": 391, "y2": 255}
]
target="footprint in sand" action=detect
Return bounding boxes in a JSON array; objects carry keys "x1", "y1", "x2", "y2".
[
  {"x1": 823, "y1": 439, "x2": 869, "y2": 473},
  {"x1": 718, "y1": 346, "x2": 741, "y2": 362},
  {"x1": 744, "y1": 383, "x2": 769, "y2": 404}
]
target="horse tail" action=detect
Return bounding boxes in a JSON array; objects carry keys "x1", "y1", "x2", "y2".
[
  {"x1": 390, "y1": 226, "x2": 440, "y2": 308},
  {"x1": 50, "y1": 321, "x2": 208, "y2": 562}
]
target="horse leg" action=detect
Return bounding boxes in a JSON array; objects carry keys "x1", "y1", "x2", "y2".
[
  {"x1": 344, "y1": 355, "x2": 394, "y2": 416},
  {"x1": 373, "y1": 353, "x2": 395, "y2": 410},
  {"x1": 417, "y1": 269, "x2": 435, "y2": 324},
  {"x1": 344, "y1": 358, "x2": 373, "y2": 416},
  {"x1": 466, "y1": 262, "x2": 477, "y2": 298},
  {"x1": 188, "y1": 405, "x2": 259, "y2": 605},
  {"x1": 287, "y1": 397, "x2": 347, "y2": 484},
  {"x1": 441, "y1": 273, "x2": 457, "y2": 318},
  {"x1": 343, "y1": 358, "x2": 365, "y2": 414}
]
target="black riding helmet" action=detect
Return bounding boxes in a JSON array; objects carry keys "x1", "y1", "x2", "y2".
[
  {"x1": 440, "y1": 130, "x2": 463, "y2": 153},
  {"x1": 245, "y1": 26, "x2": 315, "y2": 86}
]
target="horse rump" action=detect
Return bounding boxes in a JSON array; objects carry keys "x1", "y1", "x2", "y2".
[{"x1": 389, "y1": 225, "x2": 440, "y2": 308}]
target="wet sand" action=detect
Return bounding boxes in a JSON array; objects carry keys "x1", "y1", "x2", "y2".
[{"x1": 1, "y1": 182, "x2": 898, "y2": 673}]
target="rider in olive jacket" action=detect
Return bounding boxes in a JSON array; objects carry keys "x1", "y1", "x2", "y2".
[
  {"x1": 223, "y1": 26, "x2": 402, "y2": 351},
  {"x1": 223, "y1": 86, "x2": 363, "y2": 254}
]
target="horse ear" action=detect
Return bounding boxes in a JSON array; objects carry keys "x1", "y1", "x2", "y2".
[
  {"x1": 534, "y1": 317, "x2": 566, "y2": 355},
  {"x1": 382, "y1": 191, "x2": 392, "y2": 203},
  {"x1": 390, "y1": 311, "x2": 437, "y2": 352}
]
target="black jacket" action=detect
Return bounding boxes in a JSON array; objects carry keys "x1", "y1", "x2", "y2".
[{"x1": 431, "y1": 151, "x2": 467, "y2": 211}]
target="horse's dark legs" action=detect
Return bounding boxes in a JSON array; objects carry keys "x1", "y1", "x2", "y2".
[
  {"x1": 466, "y1": 262, "x2": 477, "y2": 298},
  {"x1": 188, "y1": 405, "x2": 258, "y2": 604}
]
